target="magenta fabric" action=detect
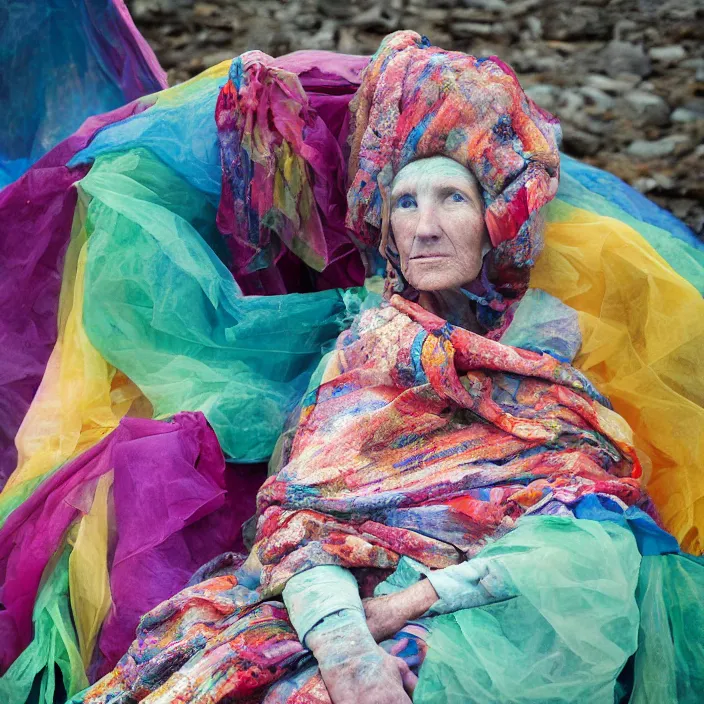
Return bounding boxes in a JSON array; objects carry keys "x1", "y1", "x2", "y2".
[
  {"x1": 0, "y1": 100, "x2": 153, "y2": 489},
  {"x1": 0, "y1": 411, "x2": 262, "y2": 676}
]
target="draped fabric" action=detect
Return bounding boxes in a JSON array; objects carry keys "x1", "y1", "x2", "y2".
[
  {"x1": 69, "y1": 291, "x2": 660, "y2": 703},
  {"x1": 0, "y1": 29, "x2": 703, "y2": 704},
  {"x1": 252, "y1": 295, "x2": 647, "y2": 593},
  {"x1": 0, "y1": 0, "x2": 166, "y2": 188}
]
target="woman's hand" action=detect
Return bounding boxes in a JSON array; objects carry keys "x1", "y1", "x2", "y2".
[
  {"x1": 364, "y1": 578, "x2": 439, "y2": 642},
  {"x1": 305, "y1": 609, "x2": 416, "y2": 704},
  {"x1": 319, "y1": 645, "x2": 415, "y2": 704}
]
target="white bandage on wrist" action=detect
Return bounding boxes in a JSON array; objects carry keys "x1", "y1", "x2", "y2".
[
  {"x1": 425, "y1": 558, "x2": 516, "y2": 616},
  {"x1": 282, "y1": 565, "x2": 364, "y2": 644}
]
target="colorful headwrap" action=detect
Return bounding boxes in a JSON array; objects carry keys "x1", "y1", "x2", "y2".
[{"x1": 346, "y1": 31, "x2": 562, "y2": 316}]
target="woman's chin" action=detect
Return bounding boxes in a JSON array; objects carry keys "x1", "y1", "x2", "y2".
[
  {"x1": 409, "y1": 274, "x2": 473, "y2": 293},
  {"x1": 406, "y1": 262, "x2": 482, "y2": 294}
]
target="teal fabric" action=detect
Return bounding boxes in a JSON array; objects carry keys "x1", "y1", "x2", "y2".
[
  {"x1": 415, "y1": 517, "x2": 642, "y2": 703},
  {"x1": 80, "y1": 148, "x2": 367, "y2": 462},
  {"x1": 630, "y1": 553, "x2": 704, "y2": 703}
]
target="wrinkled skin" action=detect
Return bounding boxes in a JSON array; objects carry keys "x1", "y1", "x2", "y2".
[
  {"x1": 305, "y1": 580, "x2": 438, "y2": 703},
  {"x1": 390, "y1": 156, "x2": 489, "y2": 301},
  {"x1": 305, "y1": 611, "x2": 415, "y2": 703}
]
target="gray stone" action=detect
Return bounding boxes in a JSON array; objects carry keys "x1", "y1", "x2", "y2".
[
  {"x1": 627, "y1": 135, "x2": 691, "y2": 159},
  {"x1": 504, "y1": 0, "x2": 541, "y2": 16},
  {"x1": 557, "y1": 90, "x2": 586, "y2": 122},
  {"x1": 524, "y1": 16, "x2": 542, "y2": 40},
  {"x1": 680, "y1": 58, "x2": 704, "y2": 71},
  {"x1": 300, "y1": 19, "x2": 337, "y2": 51},
  {"x1": 451, "y1": 22, "x2": 503, "y2": 37},
  {"x1": 684, "y1": 99, "x2": 704, "y2": 117},
  {"x1": 460, "y1": 0, "x2": 508, "y2": 10},
  {"x1": 621, "y1": 91, "x2": 670, "y2": 126},
  {"x1": 613, "y1": 19, "x2": 638, "y2": 41},
  {"x1": 349, "y1": 5, "x2": 399, "y2": 31},
  {"x1": 653, "y1": 173, "x2": 676, "y2": 190},
  {"x1": 633, "y1": 177, "x2": 657, "y2": 193},
  {"x1": 584, "y1": 74, "x2": 640, "y2": 94},
  {"x1": 561, "y1": 124, "x2": 602, "y2": 156},
  {"x1": 671, "y1": 108, "x2": 701, "y2": 123},
  {"x1": 580, "y1": 86, "x2": 615, "y2": 112},
  {"x1": 603, "y1": 41, "x2": 651, "y2": 78},
  {"x1": 648, "y1": 45, "x2": 687, "y2": 64},
  {"x1": 201, "y1": 50, "x2": 234, "y2": 67}
]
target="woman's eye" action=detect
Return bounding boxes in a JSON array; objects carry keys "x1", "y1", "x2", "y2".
[
  {"x1": 397, "y1": 195, "x2": 417, "y2": 209},
  {"x1": 450, "y1": 192, "x2": 466, "y2": 203}
]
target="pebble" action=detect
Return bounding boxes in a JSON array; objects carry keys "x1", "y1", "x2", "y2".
[
  {"x1": 525, "y1": 84, "x2": 560, "y2": 113},
  {"x1": 627, "y1": 135, "x2": 691, "y2": 159},
  {"x1": 580, "y1": 86, "x2": 615, "y2": 112},
  {"x1": 556, "y1": 90, "x2": 586, "y2": 122},
  {"x1": 648, "y1": 45, "x2": 686, "y2": 64},
  {"x1": 562, "y1": 124, "x2": 602, "y2": 156},
  {"x1": 621, "y1": 90, "x2": 670, "y2": 126},
  {"x1": 584, "y1": 74, "x2": 640, "y2": 94},
  {"x1": 603, "y1": 40, "x2": 651, "y2": 78},
  {"x1": 671, "y1": 108, "x2": 700, "y2": 123}
]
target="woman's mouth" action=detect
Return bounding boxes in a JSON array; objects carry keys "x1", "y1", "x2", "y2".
[{"x1": 410, "y1": 253, "x2": 450, "y2": 260}]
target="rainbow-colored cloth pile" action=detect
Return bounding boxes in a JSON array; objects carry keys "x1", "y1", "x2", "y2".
[{"x1": 0, "y1": 10, "x2": 703, "y2": 704}]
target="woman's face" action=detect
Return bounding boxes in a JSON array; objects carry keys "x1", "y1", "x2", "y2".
[{"x1": 390, "y1": 157, "x2": 489, "y2": 292}]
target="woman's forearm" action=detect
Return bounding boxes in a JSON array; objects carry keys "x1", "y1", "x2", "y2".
[
  {"x1": 282, "y1": 565, "x2": 364, "y2": 645},
  {"x1": 364, "y1": 577, "x2": 438, "y2": 641}
]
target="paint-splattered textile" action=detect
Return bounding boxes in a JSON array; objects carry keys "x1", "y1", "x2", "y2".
[
  {"x1": 252, "y1": 294, "x2": 649, "y2": 592},
  {"x1": 215, "y1": 51, "x2": 367, "y2": 295},
  {"x1": 68, "y1": 290, "x2": 664, "y2": 702}
]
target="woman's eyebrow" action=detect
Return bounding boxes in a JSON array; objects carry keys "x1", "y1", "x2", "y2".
[
  {"x1": 435, "y1": 183, "x2": 480, "y2": 203},
  {"x1": 390, "y1": 184, "x2": 417, "y2": 203}
]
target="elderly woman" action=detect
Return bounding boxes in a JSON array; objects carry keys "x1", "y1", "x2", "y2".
[{"x1": 58, "y1": 31, "x2": 703, "y2": 704}]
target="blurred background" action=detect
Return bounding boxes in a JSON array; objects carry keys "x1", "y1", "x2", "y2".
[{"x1": 126, "y1": 0, "x2": 704, "y2": 236}]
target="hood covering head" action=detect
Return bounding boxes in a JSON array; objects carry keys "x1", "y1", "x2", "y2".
[{"x1": 345, "y1": 31, "x2": 562, "y2": 323}]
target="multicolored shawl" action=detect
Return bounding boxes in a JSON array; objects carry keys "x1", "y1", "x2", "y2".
[
  {"x1": 253, "y1": 294, "x2": 647, "y2": 592},
  {"x1": 71, "y1": 292, "x2": 649, "y2": 703}
]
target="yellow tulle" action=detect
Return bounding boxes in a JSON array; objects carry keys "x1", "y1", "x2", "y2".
[
  {"x1": 68, "y1": 472, "x2": 114, "y2": 668},
  {"x1": 534, "y1": 202, "x2": 704, "y2": 554},
  {"x1": 2, "y1": 201, "x2": 146, "y2": 501}
]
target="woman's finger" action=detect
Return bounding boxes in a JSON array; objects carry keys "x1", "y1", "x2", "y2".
[{"x1": 395, "y1": 657, "x2": 418, "y2": 696}]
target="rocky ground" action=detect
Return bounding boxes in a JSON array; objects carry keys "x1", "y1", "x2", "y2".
[{"x1": 127, "y1": 0, "x2": 704, "y2": 236}]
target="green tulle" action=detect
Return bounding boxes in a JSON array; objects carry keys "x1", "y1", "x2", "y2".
[
  {"x1": 0, "y1": 549, "x2": 87, "y2": 704},
  {"x1": 415, "y1": 517, "x2": 642, "y2": 704},
  {"x1": 630, "y1": 553, "x2": 704, "y2": 703},
  {"x1": 79, "y1": 148, "x2": 367, "y2": 462}
]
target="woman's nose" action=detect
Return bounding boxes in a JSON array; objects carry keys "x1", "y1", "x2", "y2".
[{"x1": 414, "y1": 206, "x2": 442, "y2": 240}]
